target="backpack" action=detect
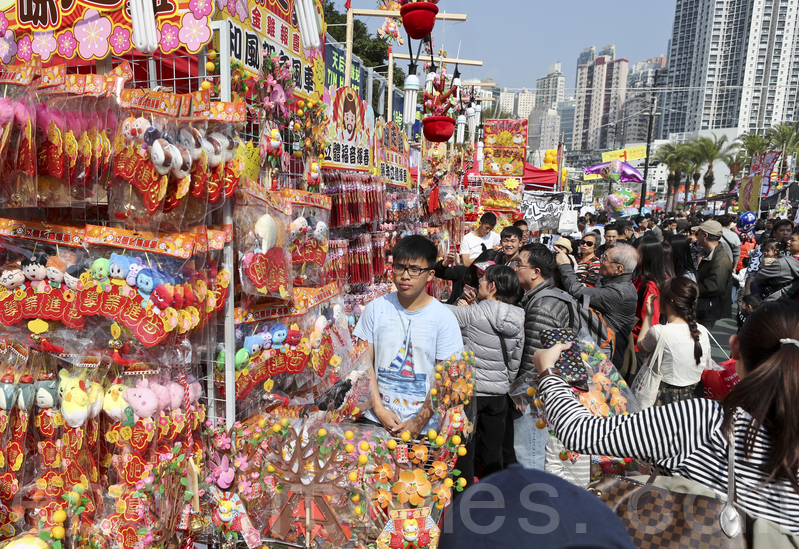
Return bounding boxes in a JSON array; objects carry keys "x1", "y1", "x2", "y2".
[{"x1": 536, "y1": 290, "x2": 617, "y2": 359}]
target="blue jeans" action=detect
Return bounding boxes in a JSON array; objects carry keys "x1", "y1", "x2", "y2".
[{"x1": 513, "y1": 413, "x2": 547, "y2": 470}]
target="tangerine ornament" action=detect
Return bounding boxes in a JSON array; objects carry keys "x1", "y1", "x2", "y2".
[
  {"x1": 435, "y1": 436, "x2": 445, "y2": 446},
  {"x1": 359, "y1": 442, "x2": 370, "y2": 451},
  {"x1": 207, "y1": 50, "x2": 217, "y2": 60},
  {"x1": 345, "y1": 431, "x2": 354, "y2": 440},
  {"x1": 401, "y1": 431, "x2": 411, "y2": 442},
  {"x1": 444, "y1": 478, "x2": 453, "y2": 487},
  {"x1": 533, "y1": 398, "x2": 543, "y2": 408},
  {"x1": 535, "y1": 419, "x2": 546, "y2": 429},
  {"x1": 458, "y1": 478, "x2": 467, "y2": 487},
  {"x1": 348, "y1": 471, "x2": 358, "y2": 482},
  {"x1": 52, "y1": 527, "x2": 65, "y2": 540},
  {"x1": 201, "y1": 81, "x2": 212, "y2": 91},
  {"x1": 317, "y1": 428, "x2": 327, "y2": 437},
  {"x1": 206, "y1": 61, "x2": 215, "y2": 72},
  {"x1": 526, "y1": 387, "x2": 536, "y2": 397},
  {"x1": 427, "y1": 430, "x2": 437, "y2": 440},
  {"x1": 298, "y1": 100, "x2": 305, "y2": 109},
  {"x1": 297, "y1": 109, "x2": 304, "y2": 117},
  {"x1": 457, "y1": 446, "x2": 467, "y2": 456},
  {"x1": 451, "y1": 435, "x2": 461, "y2": 445},
  {"x1": 345, "y1": 444, "x2": 355, "y2": 453},
  {"x1": 267, "y1": 465, "x2": 276, "y2": 473},
  {"x1": 272, "y1": 424, "x2": 281, "y2": 433},
  {"x1": 354, "y1": 506, "x2": 363, "y2": 516},
  {"x1": 559, "y1": 450, "x2": 569, "y2": 462},
  {"x1": 351, "y1": 494, "x2": 360, "y2": 502},
  {"x1": 358, "y1": 454, "x2": 368, "y2": 465},
  {"x1": 430, "y1": 389, "x2": 437, "y2": 396},
  {"x1": 52, "y1": 510, "x2": 67, "y2": 523},
  {"x1": 387, "y1": 439, "x2": 397, "y2": 449}
]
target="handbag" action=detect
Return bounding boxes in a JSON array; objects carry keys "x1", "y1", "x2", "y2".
[
  {"x1": 630, "y1": 325, "x2": 668, "y2": 409},
  {"x1": 587, "y1": 433, "x2": 744, "y2": 548}
]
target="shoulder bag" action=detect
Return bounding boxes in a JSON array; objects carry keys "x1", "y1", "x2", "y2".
[{"x1": 630, "y1": 325, "x2": 668, "y2": 409}]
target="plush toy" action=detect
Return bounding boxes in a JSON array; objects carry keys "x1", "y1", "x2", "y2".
[
  {"x1": 210, "y1": 132, "x2": 235, "y2": 163},
  {"x1": 167, "y1": 381, "x2": 185, "y2": 411},
  {"x1": 151, "y1": 283, "x2": 174, "y2": 313},
  {"x1": 171, "y1": 143, "x2": 192, "y2": 180},
  {"x1": 22, "y1": 253, "x2": 48, "y2": 284},
  {"x1": 91, "y1": 257, "x2": 110, "y2": 283},
  {"x1": 131, "y1": 117, "x2": 151, "y2": 144},
  {"x1": 0, "y1": 377, "x2": 18, "y2": 411},
  {"x1": 16, "y1": 374, "x2": 34, "y2": 410},
  {"x1": 179, "y1": 127, "x2": 203, "y2": 161},
  {"x1": 203, "y1": 135, "x2": 223, "y2": 168},
  {"x1": 150, "y1": 138, "x2": 174, "y2": 176},
  {"x1": 253, "y1": 214, "x2": 278, "y2": 253},
  {"x1": 269, "y1": 323, "x2": 288, "y2": 347},
  {"x1": 103, "y1": 379, "x2": 129, "y2": 422},
  {"x1": 136, "y1": 268, "x2": 158, "y2": 306},
  {"x1": 45, "y1": 256, "x2": 67, "y2": 288},
  {"x1": 149, "y1": 379, "x2": 172, "y2": 413},
  {"x1": 123, "y1": 379, "x2": 159, "y2": 420},
  {"x1": 0, "y1": 262, "x2": 26, "y2": 290},
  {"x1": 126, "y1": 257, "x2": 145, "y2": 287},
  {"x1": 58, "y1": 369, "x2": 90, "y2": 427},
  {"x1": 121, "y1": 117, "x2": 136, "y2": 142},
  {"x1": 34, "y1": 379, "x2": 58, "y2": 409},
  {"x1": 108, "y1": 253, "x2": 131, "y2": 285}
]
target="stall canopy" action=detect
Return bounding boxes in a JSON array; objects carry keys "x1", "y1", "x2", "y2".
[{"x1": 761, "y1": 182, "x2": 799, "y2": 208}]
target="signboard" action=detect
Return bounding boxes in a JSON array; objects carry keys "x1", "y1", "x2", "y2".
[
  {"x1": 578, "y1": 184, "x2": 594, "y2": 203},
  {"x1": 391, "y1": 90, "x2": 404, "y2": 128},
  {"x1": 750, "y1": 151, "x2": 781, "y2": 177},
  {"x1": 323, "y1": 86, "x2": 374, "y2": 172},
  {"x1": 601, "y1": 145, "x2": 647, "y2": 163},
  {"x1": 324, "y1": 40, "x2": 366, "y2": 99},
  {"x1": 1, "y1": 0, "x2": 213, "y2": 63},
  {"x1": 482, "y1": 119, "x2": 527, "y2": 177},
  {"x1": 375, "y1": 119, "x2": 410, "y2": 188},
  {"x1": 214, "y1": 0, "x2": 324, "y2": 99},
  {"x1": 739, "y1": 174, "x2": 763, "y2": 213},
  {"x1": 520, "y1": 192, "x2": 567, "y2": 231}
]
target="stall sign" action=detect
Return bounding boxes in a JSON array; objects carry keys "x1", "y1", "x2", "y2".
[
  {"x1": 324, "y1": 40, "x2": 366, "y2": 99},
  {"x1": 375, "y1": 119, "x2": 410, "y2": 188},
  {"x1": 520, "y1": 191, "x2": 567, "y2": 231},
  {"x1": 323, "y1": 86, "x2": 374, "y2": 172}
]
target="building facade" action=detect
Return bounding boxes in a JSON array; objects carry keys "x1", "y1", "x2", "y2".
[
  {"x1": 535, "y1": 63, "x2": 566, "y2": 110},
  {"x1": 574, "y1": 56, "x2": 629, "y2": 151},
  {"x1": 528, "y1": 108, "x2": 561, "y2": 151},
  {"x1": 558, "y1": 98, "x2": 576, "y2": 151},
  {"x1": 621, "y1": 57, "x2": 668, "y2": 146},
  {"x1": 575, "y1": 46, "x2": 597, "y2": 92},
  {"x1": 598, "y1": 44, "x2": 616, "y2": 61},
  {"x1": 515, "y1": 89, "x2": 537, "y2": 119}
]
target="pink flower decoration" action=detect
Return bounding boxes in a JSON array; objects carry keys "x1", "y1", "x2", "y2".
[
  {"x1": 16, "y1": 35, "x2": 31, "y2": 61},
  {"x1": 0, "y1": 13, "x2": 8, "y2": 36},
  {"x1": 75, "y1": 9, "x2": 111, "y2": 59},
  {"x1": 226, "y1": 0, "x2": 237, "y2": 19},
  {"x1": 57, "y1": 30, "x2": 76, "y2": 57},
  {"x1": 217, "y1": 432, "x2": 231, "y2": 450},
  {"x1": 189, "y1": 0, "x2": 212, "y2": 18},
  {"x1": 233, "y1": 452, "x2": 249, "y2": 470},
  {"x1": 178, "y1": 13, "x2": 211, "y2": 53},
  {"x1": 110, "y1": 26, "x2": 130, "y2": 55},
  {"x1": 31, "y1": 31, "x2": 56, "y2": 62},
  {"x1": 160, "y1": 22, "x2": 179, "y2": 52},
  {"x1": 0, "y1": 30, "x2": 17, "y2": 64},
  {"x1": 238, "y1": 479, "x2": 252, "y2": 496}
]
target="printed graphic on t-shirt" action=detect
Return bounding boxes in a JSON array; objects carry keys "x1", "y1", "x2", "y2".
[{"x1": 378, "y1": 321, "x2": 428, "y2": 416}]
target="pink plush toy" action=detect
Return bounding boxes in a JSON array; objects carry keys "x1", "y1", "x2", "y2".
[
  {"x1": 123, "y1": 379, "x2": 159, "y2": 420},
  {"x1": 149, "y1": 380, "x2": 171, "y2": 413},
  {"x1": 167, "y1": 381, "x2": 185, "y2": 411}
]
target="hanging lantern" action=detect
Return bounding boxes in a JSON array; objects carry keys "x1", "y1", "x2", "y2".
[
  {"x1": 400, "y1": 2, "x2": 439, "y2": 40},
  {"x1": 466, "y1": 106, "x2": 476, "y2": 141},
  {"x1": 422, "y1": 116, "x2": 456, "y2": 142},
  {"x1": 456, "y1": 114, "x2": 466, "y2": 144},
  {"x1": 403, "y1": 74, "x2": 421, "y2": 127}
]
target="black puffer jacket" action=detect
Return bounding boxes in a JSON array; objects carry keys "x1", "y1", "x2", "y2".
[{"x1": 519, "y1": 278, "x2": 576, "y2": 377}]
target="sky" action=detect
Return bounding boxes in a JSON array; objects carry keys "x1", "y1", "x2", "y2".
[{"x1": 331, "y1": 0, "x2": 677, "y2": 93}]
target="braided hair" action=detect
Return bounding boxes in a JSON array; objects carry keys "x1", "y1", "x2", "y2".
[{"x1": 659, "y1": 277, "x2": 703, "y2": 365}]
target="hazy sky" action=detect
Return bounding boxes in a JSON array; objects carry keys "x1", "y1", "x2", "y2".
[{"x1": 331, "y1": 0, "x2": 677, "y2": 93}]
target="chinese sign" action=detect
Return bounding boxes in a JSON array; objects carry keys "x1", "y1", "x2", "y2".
[
  {"x1": 601, "y1": 145, "x2": 647, "y2": 163},
  {"x1": 324, "y1": 40, "x2": 367, "y2": 99},
  {"x1": 214, "y1": 0, "x2": 324, "y2": 99},
  {"x1": 1, "y1": 0, "x2": 213, "y2": 63},
  {"x1": 482, "y1": 119, "x2": 527, "y2": 177},
  {"x1": 520, "y1": 191, "x2": 567, "y2": 231},
  {"x1": 375, "y1": 119, "x2": 410, "y2": 188},
  {"x1": 391, "y1": 90, "x2": 404, "y2": 127},
  {"x1": 739, "y1": 174, "x2": 762, "y2": 213},
  {"x1": 323, "y1": 86, "x2": 374, "y2": 172}
]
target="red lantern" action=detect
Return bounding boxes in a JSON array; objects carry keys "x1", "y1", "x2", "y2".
[
  {"x1": 400, "y1": 2, "x2": 439, "y2": 40},
  {"x1": 422, "y1": 116, "x2": 456, "y2": 142}
]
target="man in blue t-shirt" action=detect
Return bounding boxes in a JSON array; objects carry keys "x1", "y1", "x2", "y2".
[{"x1": 353, "y1": 235, "x2": 463, "y2": 438}]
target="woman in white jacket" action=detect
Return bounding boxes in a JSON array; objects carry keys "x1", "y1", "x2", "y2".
[{"x1": 445, "y1": 265, "x2": 524, "y2": 487}]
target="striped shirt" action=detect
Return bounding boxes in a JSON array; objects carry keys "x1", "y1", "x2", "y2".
[{"x1": 540, "y1": 376, "x2": 799, "y2": 534}]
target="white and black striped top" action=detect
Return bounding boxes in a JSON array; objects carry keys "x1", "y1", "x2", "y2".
[{"x1": 539, "y1": 376, "x2": 799, "y2": 535}]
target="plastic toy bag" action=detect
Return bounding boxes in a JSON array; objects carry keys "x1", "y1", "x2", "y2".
[
  {"x1": 235, "y1": 182, "x2": 292, "y2": 300},
  {"x1": 283, "y1": 189, "x2": 331, "y2": 288},
  {"x1": 200, "y1": 101, "x2": 247, "y2": 217},
  {"x1": 0, "y1": 64, "x2": 38, "y2": 209}
]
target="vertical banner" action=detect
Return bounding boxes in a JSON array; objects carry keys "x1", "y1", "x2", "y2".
[
  {"x1": 324, "y1": 41, "x2": 367, "y2": 99},
  {"x1": 323, "y1": 86, "x2": 374, "y2": 171},
  {"x1": 520, "y1": 192, "x2": 567, "y2": 231},
  {"x1": 739, "y1": 174, "x2": 763, "y2": 213},
  {"x1": 481, "y1": 119, "x2": 528, "y2": 177},
  {"x1": 375, "y1": 119, "x2": 411, "y2": 188}
]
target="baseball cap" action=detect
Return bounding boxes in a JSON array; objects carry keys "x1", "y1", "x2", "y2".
[
  {"x1": 440, "y1": 466, "x2": 636, "y2": 549},
  {"x1": 692, "y1": 220, "x2": 723, "y2": 236}
]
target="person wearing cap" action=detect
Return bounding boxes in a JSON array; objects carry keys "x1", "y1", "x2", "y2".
[
  {"x1": 695, "y1": 220, "x2": 733, "y2": 329},
  {"x1": 553, "y1": 237, "x2": 578, "y2": 270}
]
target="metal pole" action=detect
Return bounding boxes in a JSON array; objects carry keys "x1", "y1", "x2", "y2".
[
  {"x1": 387, "y1": 52, "x2": 394, "y2": 120},
  {"x1": 640, "y1": 94, "x2": 657, "y2": 212},
  {"x1": 344, "y1": 8, "x2": 354, "y2": 87},
  {"x1": 366, "y1": 67, "x2": 374, "y2": 109}
]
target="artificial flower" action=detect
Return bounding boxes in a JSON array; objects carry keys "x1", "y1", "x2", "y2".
[{"x1": 392, "y1": 469, "x2": 431, "y2": 506}]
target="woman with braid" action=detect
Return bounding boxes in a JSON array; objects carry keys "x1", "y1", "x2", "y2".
[{"x1": 637, "y1": 276, "x2": 711, "y2": 406}]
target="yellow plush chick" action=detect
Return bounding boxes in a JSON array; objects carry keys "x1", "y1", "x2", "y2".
[
  {"x1": 58, "y1": 369, "x2": 90, "y2": 428},
  {"x1": 87, "y1": 381, "x2": 104, "y2": 419},
  {"x1": 103, "y1": 380, "x2": 129, "y2": 422},
  {"x1": 3, "y1": 535, "x2": 49, "y2": 549}
]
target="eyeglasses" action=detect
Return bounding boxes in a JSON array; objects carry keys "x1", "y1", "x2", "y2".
[
  {"x1": 600, "y1": 253, "x2": 621, "y2": 265},
  {"x1": 392, "y1": 264, "x2": 431, "y2": 278},
  {"x1": 510, "y1": 260, "x2": 533, "y2": 271},
  {"x1": 578, "y1": 240, "x2": 595, "y2": 247}
]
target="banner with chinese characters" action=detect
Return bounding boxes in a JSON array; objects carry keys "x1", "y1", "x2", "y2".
[
  {"x1": 749, "y1": 151, "x2": 781, "y2": 177},
  {"x1": 213, "y1": 0, "x2": 324, "y2": 99},
  {"x1": 324, "y1": 39, "x2": 366, "y2": 99},
  {"x1": 1, "y1": 0, "x2": 213, "y2": 63},
  {"x1": 323, "y1": 86, "x2": 374, "y2": 172},
  {"x1": 602, "y1": 145, "x2": 647, "y2": 163},
  {"x1": 484, "y1": 119, "x2": 528, "y2": 148},
  {"x1": 481, "y1": 147, "x2": 525, "y2": 177},
  {"x1": 520, "y1": 191, "x2": 567, "y2": 231},
  {"x1": 375, "y1": 119, "x2": 410, "y2": 188}
]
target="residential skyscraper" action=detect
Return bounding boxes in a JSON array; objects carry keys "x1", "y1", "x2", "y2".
[
  {"x1": 528, "y1": 108, "x2": 561, "y2": 151},
  {"x1": 496, "y1": 87, "x2": 516, "y2": 117},
  {"x1": 575, "y1": 46, "x2": 596, "y2": 90},
  {"x1": 515, "y1": 89, "x2": 537, "y2": 119},
  {"x1": 622, "y1": 56, "x2": 668, "y2": 145},
  {"x1": 574, "y1": 56, "x2": 629, "y2": 150},
  {"x1": 535, "y1": 63, "x2": 566, "y2": 110},
  {"x1": 598, "y1": 44, "x2": 616, "y2": 61},
  {"x1": 557, "y1": 98, "x2": 576, "y2": 151}
]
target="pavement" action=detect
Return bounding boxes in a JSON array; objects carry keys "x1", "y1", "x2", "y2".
[{"x1": 708, "y1": 314, "x2": 736, "y2": 364}]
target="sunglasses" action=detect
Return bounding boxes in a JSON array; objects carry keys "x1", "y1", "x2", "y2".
[{"x1": 578, "y1": 240, "x2": 595, "y2": 247}]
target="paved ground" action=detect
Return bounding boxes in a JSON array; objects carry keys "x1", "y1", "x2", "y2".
[{"x1": 709, "y1": 316, "x2": 736, "y2": 363}]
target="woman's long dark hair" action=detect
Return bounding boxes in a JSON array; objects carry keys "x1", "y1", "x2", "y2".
[
  {"x1": 636, "y1": 236, "x2": 668, "y2": 289},
  {"x1": 659, "y1": 277, "x2": 703, "y2": 365},
  {"x1": 667, "y1": 233, "x2": 697, "y2": 278},
  {"x1": 465, "y1": 249, "x2": 505, "y2": 288},
  {"x1": 661, "y1": 241, "x2": 675, "y2": 279},
  {"x1": 723, "y1": 300, "x2": 799, "y2": 494}
]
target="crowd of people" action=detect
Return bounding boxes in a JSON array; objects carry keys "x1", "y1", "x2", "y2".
[{"x1": 352, "y1": 209, "x2": 799, "y2": 547}]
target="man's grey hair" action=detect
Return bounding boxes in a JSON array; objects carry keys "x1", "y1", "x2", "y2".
[{"x1": 610, "y1": 243, "x2": 638, "y2": 274}]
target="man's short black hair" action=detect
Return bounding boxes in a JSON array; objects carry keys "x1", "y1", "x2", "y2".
[
  {"x1": 391, "y1": 235, "x2": 438, "y2": 269},
  {"x1": 513, "y1": 219, "x2": 528, "y2": 229},
  {"x1": 500, "y1": 226, "x2": 523, "y2": 241},
  {"x1": 484, "y1": 265, "x2": 521, "y2": 304},
  {"x1": 480, "y1": 212, "x2": 498, "y2": 226},
  {"x1": 617, "y1": 220, "x2": 634, "y2": 234},
  {"x1": 604, "y1": 223, "x2": 618, "y2": 234},
  {"x1": 519, "y1": 243, "x2": 556, "y2": 279}
]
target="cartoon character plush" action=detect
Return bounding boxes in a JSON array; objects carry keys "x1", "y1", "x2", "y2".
[
  {"x1": 269, "y1": 323, "x2": 288, "y2": 347},
  {"x1": 86, "y1": 380, "x2": 104, "y2": 419},
  {"x1": 203, "y1": 135, "x2": 223, "y2": 168},
  {"x1": 136, "y1": 268, "x2": 159, "y2": 306},
  {"x1": 63, "y1": 263, "x2": 84, "y2": 291},
  {"x1": 150, "y1": 138, "x2": 174, "y2": 176},
  {"x1": 108, "y1": 253, "x2": 131, "y2": 285},
  {"x1": 122, "y1": 379, "x2": 159, "y2": 420},
  {"x1": 103, "y1": 379, "x2": 129, "y2": 422},
  {"x1": 121, "y1": 117, "x2": 136, "y2": 142},
  {"x1": 58, "y1": 369, "x2": 90, "y2": 428},
  {"x1": 313, "y1": 221, "x2": 328, "y2": 241},
  {"x1": 21, "y1": 254, "x2": 48, "y2": 284},
  {"x1": 151, "y1": 284, "x2": 174, "y2": 314},
  {"x1": 149, "y1": 379, "x2": 172, "y2": 413},
  {"x1": 166, "y1": 381, "x2": 185, "y2": 411},
  {"x1": 171, "y1": 143, "x2": 192, "y2": 180},
  {"x1": 179, "y1": 127, "x2": 203, "y2": 161},
  {"x1": 45, "y1": 256, "x2": 67, "y2": 288},
  {"x1": 289, "y1": 217, "x2": 308, "y2": 241},
  {"x1": 131, "y1": 117, "x2": 151, "y2": 144},
  {"x1": 244, "y1": 334, "x2": 264, "y2": 356},
  {"x1": 34, "y1": 379, "x2": 58, "y2": 409},
  {"x1": 17, "y1": 374, "x2": 34, "y2": 411},
  {"x1": 0, "y1": 262, "x2": 26, "y2": 290},
  {"x1": 253, "y1": 214, "x2": 278, "y2": 254},
  {"x1": 0, "y1": 377, "x2": 18, "y2": 411},
  {"x1": 125, "y1": 257, "x2": 145, "y2": 287}
]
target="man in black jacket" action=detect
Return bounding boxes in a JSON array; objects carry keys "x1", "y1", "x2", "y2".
[
  {"x1": 556, "y1": 242, "x2": 638, "y2": 368},
  {"x1": 511, "y1": 244, "x2": 578, "y2": 470}
]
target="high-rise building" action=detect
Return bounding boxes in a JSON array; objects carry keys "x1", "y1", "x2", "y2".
[
  {"x1": 621, "y1": 56, "x2": 668, "y2": 146},
  {"x1": 535, "y1": 63, "x2": 566, "y2": 110},
  {"x1": 659, "y1": 0, "x2": 799, "y2": 137},
  {"x1": 496, "y1": 87, "x2": 516, "y2": 117},
  {"x1": 575, "y1": 47, "x2": 596, "y2": 90},
  {"x1": 557, "y1": 98, "x2": 576, "y2": 151},
  {"x1": 574, "y1": 56, "x2": 629, "y2": 151},
  {"x1": 515, "y1": 89, "x2": 537, "y2": 119},
  {"x1": 528, "y1": 108, "x2": 561, "y2": 151},
  {"x1": 598, "y1": 44, "x2": 616, "y2": 61}
]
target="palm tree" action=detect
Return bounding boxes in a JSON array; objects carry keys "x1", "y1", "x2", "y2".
[
  {"x1": 654, "y1": 142, "x2": 689, "y2": 211},
  {"x1": 690, "y1": 134, "x2": 735, "y2": 196},
  {"x1": 680, "y1": 138, "x2": 705, "y2": 197},
  {"x1": 722, "y1": 149, "x2": 748, "y2": 192},
  {"x1": 766, "y1": 122, "x2": 799, "y2": 176},
  {"x1": 735, "y1": 131, "x2": 769, "y2": 165}
]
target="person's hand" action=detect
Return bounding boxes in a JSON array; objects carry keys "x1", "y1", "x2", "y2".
[
  {"x1": 374, "y1": 406, "x2": 402, "y2": 434},
  {"x1": 394, "y1": 416, "x2": 426, "y2": 439},
  {"x1": 456, "y1": 299, "x2": 469, "y2": 306},
  {"x1": 444, "y1": 250, "x2": 456, "y2": 267},
  {"x1": 533, "y1": 343, "x2": 572, "y2": 374},
  {"x1": 645, "y1": 294, "x2": 657, "y2": 319},
  {"x1": 555, "y1": 250, "x2": 570, "y2": 266},
  {"x1": 462, "y1": 289, "x2": 476, "y2": 304}
]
